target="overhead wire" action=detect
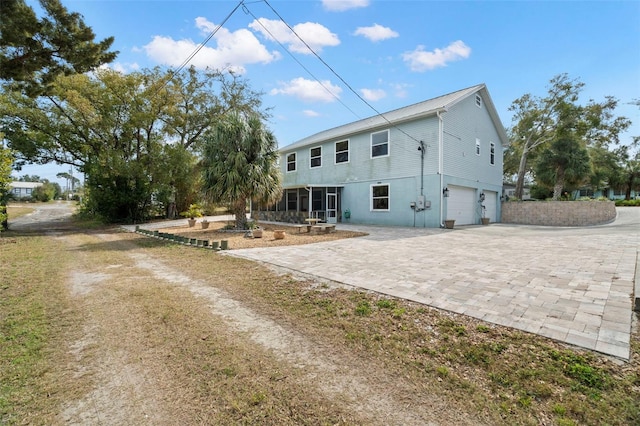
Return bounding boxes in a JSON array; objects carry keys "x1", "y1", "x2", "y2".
[
  {"x1": 241, "y1": 3, "x2": 362, "y2": 120},
  {"x1": 259, "y1": 0, "x2": 423, "y2": 146},
  {"x1": 149, "y1": 0, "x2": 246, "y2": 98}
]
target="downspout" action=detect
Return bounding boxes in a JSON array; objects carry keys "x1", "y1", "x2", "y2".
[{"x1": 438, "y1": 109, "x2": 445, "y2": 227}]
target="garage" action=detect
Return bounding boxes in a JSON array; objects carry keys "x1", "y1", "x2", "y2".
[{"x1": 446, "y1": 185, "x2": 476, "y2": 225}]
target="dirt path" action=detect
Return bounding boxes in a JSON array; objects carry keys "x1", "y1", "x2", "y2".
[{"x1": 51, "y1": 227, "x2": 477, "y2": 425}]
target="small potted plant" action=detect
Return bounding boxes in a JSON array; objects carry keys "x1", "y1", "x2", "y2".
[
  {"x1": 201, "y1": 218, "x2": 210, "y2": 229},
  {"x1": 248, "y1": 220, "x2": 263, "y2": 238},
  {"x1": 180, "y1": 204, "x2": 203, "y2": 227}
]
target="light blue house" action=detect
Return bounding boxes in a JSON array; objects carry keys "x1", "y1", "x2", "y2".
[{"x1": 259, "y1": 84, "x2": 509, "y2": 228}]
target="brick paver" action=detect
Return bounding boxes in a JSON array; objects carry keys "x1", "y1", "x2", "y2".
[{"x1": 227, "y1": 208, "x2": 639, "y2": 360}]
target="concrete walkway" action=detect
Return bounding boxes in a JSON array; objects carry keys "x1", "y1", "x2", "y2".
[{"x1": 226, "y1": 208, "x2": 639, "y2": 360}]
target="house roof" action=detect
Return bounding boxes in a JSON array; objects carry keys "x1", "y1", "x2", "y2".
[
  {"x1": 9, "y1": 181, "x2": 43, "y2": 189},
  {"x1": 280, "y1": 84, "x2": 509, "y2": 152}
]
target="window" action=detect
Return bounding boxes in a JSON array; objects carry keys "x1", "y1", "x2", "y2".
[
  {"x1": 310, "y1": 146, "x2": 321, "y2": 168},
  {"x1": 286, "y1": 190, "x2": 298, "y2": 210},
  {"x1": 490, "y1": 142, "x2": 495, "y2": 165},
  {"x1": 371, "y1": 130, "x2": 389, "y2": 158},
  {"x1": 25, "y1": 188, "x2": 32, "y2": 195},
  {"x1": 475, "y1": 138, "x2": 481, "y2": 155},
  {"x1": 286, "y1": 153, "x2": 296, "y2": 172},
  {"x1": 335, "y1": 140, "x2": 349, "y2": 164},
  {"x1": 371, "y1": 184, "x2": 389, "y2": 211},
  {"x1": 475, "y1": 94, "x2": 482, "y2": 108}
]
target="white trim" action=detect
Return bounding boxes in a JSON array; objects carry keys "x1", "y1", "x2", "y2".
[
  {"x1": 370, "y1": 183, "x2": 390, "y2": 211},
  {"x1": 309, "y1": 146, "x2": 322, "y2": 168},
  {"x1": 370, "y1": 129, "x2": 390, "y2": 159},
  {"x1": 286, "y1": 152, "x2": 297, "y2": 173},
  {"x1": 334, "y1": 139, "x2": 349, "y2": 164}
]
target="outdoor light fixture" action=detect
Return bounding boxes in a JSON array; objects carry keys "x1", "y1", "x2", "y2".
[
  {"x1": 443, "y1": 187, "x2": 450, "y2": 197},
  {"x1": 479, "y1": 192, "x2": 486, "y2": 202}
]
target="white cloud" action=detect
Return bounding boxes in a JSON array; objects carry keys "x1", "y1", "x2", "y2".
[
  {"x1": 143, "y1": 17, "x2": 280, "y2": 73},
  {"x1": 270, "y1": 77, "x2": 342, "y2": 102},
  {"x1": 249, "y1": 18, "x2": 339, "y2": 54},
  {"x1": 303, "y1": 109, "x2": 321, "y2": 117},
  {"x1": 353, "y1": 24, "x2": 398, "y2": 42},
  {"x1": 360, "y1": 88, "x2": 386, "y2": 101},
  {"x1": 322, "y1": 0, "x2": 369, "y2": 12},
  {"x1": 391, "y1": 82, "x2": 410, "y2": 98},
  {"x1": 98, "y1": 61, "x2": 140, "y2": 74},
  {"x1": 402, "y1": 40, "x2": 471, "y2": 72}
]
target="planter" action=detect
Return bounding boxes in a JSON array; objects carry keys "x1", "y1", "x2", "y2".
[
  {"x1": 187, "y1": 218, "x2": 196, "y2": 227},
  {"x1": 444, "y1": 219, "x2": 455, "y2": 229},
  {"x1": 201, "y1": 221, "x2": 210, "y2": 229},
  {"x1": 252, "y1": 228, "x2": 263, "y2": 238},
  {"x1": 481, "y1": 218, "x2": 490, "y2": 225},
  {"x1": 273, "y1": 230, "x2": 286, "y2": 240},
  {"x1": 220, "y1": 240, "x2": 229, "y2": 250}
]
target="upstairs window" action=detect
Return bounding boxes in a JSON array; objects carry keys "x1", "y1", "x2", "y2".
[
  {"x1": 371, "y1": 184, "x2": 390, "y2": 211},
  {"x1": 310, "y1": 146, "x2": 322, "y2": 168},
  {"x1": 490, "y1": 142, "x2": 495, "y2": 165},
  {"x1": 286, "y1": 153, "x2": 296, "y2": 172},
  {"x1": 475, "y1": 94, "x2": 482, "y2": 108},
  {"x1": 371, "y1": 130, "x2": 389, "y2": 158},
  {"x1": 475, "y1": 138, "x2": 481, "y2": 156},
  {"x1": 335, "y1": 140, "x2": 349, "y2": 164}
]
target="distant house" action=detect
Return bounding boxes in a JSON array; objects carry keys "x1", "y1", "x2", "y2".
[
  {"x1": 502, "y1": 183, "x2": 532, "y2": 201},
  {"x1": 258, "y1": 84, "x2": 509, "y2": 227},
  {"x1": 9, "y1": 181, "x2": 43, "y2": 199}
]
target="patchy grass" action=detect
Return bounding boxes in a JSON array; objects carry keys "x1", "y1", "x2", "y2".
[
  {"x1": 2, "y1": 225, "x2": 639, "y2": 425},
  {"x1": 0, "y1": 234, "x2": 81, "y2": 425},
  {"x1": 5, "y1": 204, "x2": 35, "y2": 221}
]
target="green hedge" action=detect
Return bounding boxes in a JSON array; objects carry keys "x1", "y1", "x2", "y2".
[{"x1": 614, "y1": 199, "x2": 640, "y2": 206}]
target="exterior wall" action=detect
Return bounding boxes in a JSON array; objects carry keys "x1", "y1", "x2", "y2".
[
  {"x1": 9, "y1": 182, "x2": 43, "y2": 198},
  {"x1": 276, "y1": 87, "x2": 506, "y2": 228},
  {"x1": 502, "y1": 201, "x2": 616, "y2": 226},
  {"x1": 442, "y1": 95, "x2": 503, "y2": 186},
  {"x1": 280, "y1": 116, "x2": 440, "y2": 187}
]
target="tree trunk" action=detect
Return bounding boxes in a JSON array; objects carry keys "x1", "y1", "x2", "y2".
[
  {"x1": 515, "y1": 148, "x2": 529, "y2": 199},
  {"x1": 233, "y1": 198, "x2": 248, "y2": 229},
  {"x1": 553, "y1": 168, "x2": 565, "y2": 200}
]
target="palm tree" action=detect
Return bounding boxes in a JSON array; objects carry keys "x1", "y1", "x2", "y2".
[{"x1": 201, "y1": 111, "x2": 282, "y2": 229}]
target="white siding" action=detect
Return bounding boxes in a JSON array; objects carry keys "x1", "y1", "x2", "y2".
[
  {"x1": 483, "y1": 191, "x2": 498, "y2": 222},
  {"x1": 446, "y1": 185, "x2": 476, "y2": 225}
]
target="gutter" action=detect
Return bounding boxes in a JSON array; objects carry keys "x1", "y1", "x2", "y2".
[{"x1": 437, "y1": 109, "x2": 446, "y2": 227}]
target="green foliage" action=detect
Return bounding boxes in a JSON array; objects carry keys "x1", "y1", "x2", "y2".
[
  {"x1": 31, "y1": 181, "x2": 60, "y2": 202},
  {"x1": 0, "y1": 0, "x2": 117, "y2": 96},
  {"x1": 0, "y1": 144, "x2": 13, "y2": 231},
  {"x1": 201, "y1": 111, "x2": 282, "y2": 230},
  {"x1": 507, "y1": 74, "x2": 631, "y2": 200},
  {"x1": 180, "y1": 204, "x2": 203, "y2": 219},
  {"x1": 615, "y1": 198, "x2": 640, "y2": 206}
]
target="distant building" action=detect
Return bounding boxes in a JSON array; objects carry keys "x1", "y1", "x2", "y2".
[{"x1": 9, "y1": 181, "x2": 43, "y2": 199}]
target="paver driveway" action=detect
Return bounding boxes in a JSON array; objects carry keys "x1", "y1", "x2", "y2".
[{"x1": 228, "y1": 207, "x2": 639, "y2": 360}]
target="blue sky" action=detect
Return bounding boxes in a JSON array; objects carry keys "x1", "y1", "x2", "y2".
[{"x1": 18, "y1": 0, "x2": 640, "y2": 188}]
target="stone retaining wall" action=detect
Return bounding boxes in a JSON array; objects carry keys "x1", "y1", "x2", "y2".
[{"x1": 501, "y1": 201, "x2": 616, "y2": 226}]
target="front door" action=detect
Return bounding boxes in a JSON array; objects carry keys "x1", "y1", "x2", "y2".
[{"x1": 326, "y1": 193, "x2": 337, "y2": 223}]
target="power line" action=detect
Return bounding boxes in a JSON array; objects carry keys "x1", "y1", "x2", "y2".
[
  {"x1": 241, "y1": 4, "x2": 362, "y2": 120},
  {"x1": 260, "y1": 0, "x2": 422, "y2": 146},
  {"x1": 150, "y1": 0, "x2": 245, "y2": 97}
]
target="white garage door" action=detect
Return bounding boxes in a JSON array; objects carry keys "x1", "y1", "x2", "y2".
[
  {"x1": 484, "y1": 191, "x2": 497, "y2": 222},
  {"x1": 447, "y1": 185, "x2": 476, "y2": 225}
]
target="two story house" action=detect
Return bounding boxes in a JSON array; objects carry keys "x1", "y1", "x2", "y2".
[{"x1": 259, "y1": 84, "x2": 509, "y2": 228}]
